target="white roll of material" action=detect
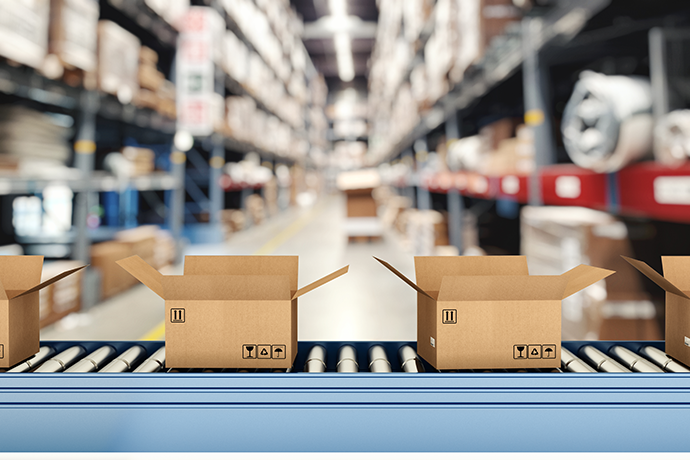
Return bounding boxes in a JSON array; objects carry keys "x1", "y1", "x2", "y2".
[
  {"x1": 562, "y1": 71, "x2": 654, "y2": 173},
  {"x1": 654, "y1": 110, "x2": 690, "y2": 166}
]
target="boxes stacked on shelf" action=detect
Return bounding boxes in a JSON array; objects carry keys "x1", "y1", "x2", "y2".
[
  {"x1": 479, "y1": 120, "x2": 535, "y2": 176},
  {"x1": 224, "y1": 96, "x2": 300, "y2": 158},
  {"x1": 38, "y1": 260, "x2": 84, "y2": 329},
  {"x1": 133, "y1": 47, "x2": 177, "y2": 119},
  {"x1": 97, "y1": 21, "x2": 140, "y2": 104},
  {"x1": 521, "y1": 206, "x2": 660, "y2": 341},
  {"x1": 367, "y1": 0, "x2": 523, "y2": 163},
  {"x1": 444, "y1": 119, "x2": 535, "y2": 176},
  {"x1": 425, "y1": 0, "x2": 456, "y2": 105},
  {"x1": 0, "y1": 0, "x2": 49, "y2": 69},
  {"x1": 222, "y1": 1, "x2": 307, "y2": 131},
  {"x1": 0, "y1": 106, "x2": 71, "y2": 172},
  {"x1": 120, "y1": 147, "x2": 155, "y2": 176},
  {"x1": 47, "y1": 0, "x2": 99, "y2": 88}
]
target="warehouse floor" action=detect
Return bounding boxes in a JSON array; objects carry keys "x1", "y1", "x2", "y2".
[{"x1": 41, "y1": 193, "x2": 418, "y2": 343}]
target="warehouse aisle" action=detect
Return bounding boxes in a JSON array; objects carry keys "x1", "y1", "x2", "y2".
[{"x1": 41, "y1": 194, "x2": 418, "y2": 342}]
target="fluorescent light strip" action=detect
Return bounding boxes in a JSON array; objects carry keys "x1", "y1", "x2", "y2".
[
  {"x1": 335, "y1": 31, "x2": 355, "y2": 82},
  {"x1": 329, "y1": 0, "x2": 347, "y2": 17}
]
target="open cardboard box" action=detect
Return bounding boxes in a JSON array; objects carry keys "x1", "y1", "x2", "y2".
[
  {"x1": 117, "y1": 255, "x2": 348, "y2": 369},
  {"x1": 375, "y1": 256, "x2": 613, "y2": 370},
  {"x1": 624, "y1": 256, "x2": 690, "y2": 367},
  {"x1": 0, "y1": 256, "x2": 86, "y2": 368}
]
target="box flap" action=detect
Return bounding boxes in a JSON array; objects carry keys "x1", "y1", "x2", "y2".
[
  {"x1": 561, "y1": 264, "x2": 615, "y2": 299},
  {"x1": 0, "y1": 255, "x2": 43, "y2": 292},
  {"x1": 414, "y1": 256, "x2": 529, "y2": 292},
  {"x1": 116, "y1": 255, "x2": 164, "y2": 298},
  {"x1": 0, "y1": 278, "x2": 6, "y2": 300},
  {"x1": 623, "y1": 256, "x2": 690, "y2": 299},
  {"x1": 162, "y1": 275, "x2": 291, "y2": 300},
  {"x1": 374, "y1": 257, "x2": 434, "y2": 299},
  {"x1": 183, "y1": 255, "x2": 299, "y2": 291},
  {"x1": 661, "y1": 256, "x2": 690, "y2": 292},
  {"x1": 11, "y1": 265, "x2": 88, "y2": 299},
  {"x1": 292, "y1": 265, "x2": 349, "y2": 300},
  {"x1": 437, "y1": 275, "x2": 569, "y2": 301}
]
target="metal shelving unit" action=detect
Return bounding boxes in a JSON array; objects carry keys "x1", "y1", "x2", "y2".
[
  {"x1": 0, "y1": 1, "x2": 186, "y2": 308},
  {"x1": 375, "y1": 1, "x2": 690, "y2": 253}
]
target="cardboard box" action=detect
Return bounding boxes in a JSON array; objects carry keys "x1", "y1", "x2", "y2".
[
  {"x1": 624, "y1": 256, "x2": 690, "y2": 367},
  {"x1": 49, "y1": 0, "x2": 99, "y2": 72},
  {"x1": 97, "y1": 20, "x2": 140, "y2": 103},
  {"x1": 117, "y1": 255, "x2": 348, "y2": 369},
  {"x1": 0, "y1": 256, "x2": 86, "y2": 368},
  {"x1": 376, "y1": 256, "x2": 613, "y2": 370},
  {"x1": 0, "y1": 0, "x2": 49, "y2": 69}
]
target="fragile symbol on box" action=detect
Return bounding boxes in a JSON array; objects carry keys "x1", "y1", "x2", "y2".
[
  {"x1": 513, "y1": 344, "x2": 527, "y2": 359},
  {"x1": 170, "y1": 308, "x2": 185, "y2": 323},
  {"x1": 442, "y1": 309, "x2": 457, "y2": 324},
  {"x1": 243, "y1": 344, "x2": 256, "y2": 359}
]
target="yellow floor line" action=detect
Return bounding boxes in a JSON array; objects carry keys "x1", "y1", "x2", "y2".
[{"x1": 138, "y1": 204, "x2": 324, "y2": 341}]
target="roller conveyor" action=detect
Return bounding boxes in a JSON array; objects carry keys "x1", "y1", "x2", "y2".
[{"x1": 1, "y1": 340, "x2": 690, "y2": 452}]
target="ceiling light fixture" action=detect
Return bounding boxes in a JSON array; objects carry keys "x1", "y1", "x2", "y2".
[
  {"x1": 334, "y1": 31, "x2": 355, "y2": 82},
  {"x1": 328, "y1": 0, "x2": 347, "y2": 18},
  {"x1": 328, "y1": 0, "x2": 355, "y2": 82}
]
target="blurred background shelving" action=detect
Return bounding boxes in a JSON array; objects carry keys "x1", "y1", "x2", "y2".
[{"x1": 1, "y1": 0, "x2": 690, "y2": 344}]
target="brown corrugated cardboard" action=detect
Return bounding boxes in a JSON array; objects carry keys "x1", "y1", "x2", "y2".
[
  {"x1": 624, "y1": 256, "x2": 690, "y2": 367},
  {"x1": 117, "y1": 255, "x2": 348, "y2": 369},
  {"x1": 0, "y1": 256, "x2": 86, "y2": 368},
  {"x1": 376, "y1": 256, "x2": 613, "y2": 370}
]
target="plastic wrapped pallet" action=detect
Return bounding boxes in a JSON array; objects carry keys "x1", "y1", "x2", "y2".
[
  {"x1": 654, "y1": 109, "x2": 690, "y2": 167},
  {"x1": 0, "y1": 0, "x2": 49, "y2": 69},
  {"x1": 562, "y1": 71, "x2": 654, "y2": 173},
  {"x1": 0, "y1": 106, "x2": 71, "y2": 169},
  {"x1": 48, "y1": 0, "x2": 99, "y2": 76},
  {"x1": 97, "y1": 21, "x2": 141, "y2": 104}
]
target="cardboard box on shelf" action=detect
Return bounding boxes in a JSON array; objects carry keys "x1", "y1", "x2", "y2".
[
  {"x1": 97, "y1": 20, "x2": 140, "y2": 103},
  {"x1": 624, "y1": 256, "x2": 690, "y2": 368},
  {"x1": 0, "y1": 0, "x2": 49, "y2": 69},
  {"x1": 0, "y1": 256, "x2": 86, "y2": 368},
  {"x1": 49, "y1": 0, "x2": 99, "y2": 73},
  {"x1": 117, "y1": 255, "x2": 349, "y2": 369},
  {"x1": 376, "y1": 256, "x2": 614, "y2": 370}
]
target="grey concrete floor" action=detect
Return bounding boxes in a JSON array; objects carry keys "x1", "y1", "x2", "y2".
[{"x1": 41, "y1": 194, "x2": 418, "y2": 342}]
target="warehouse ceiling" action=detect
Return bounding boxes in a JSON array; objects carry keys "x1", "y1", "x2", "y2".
[{"x1": 290, "y1": 0, "x2": 378, "y2": 81}]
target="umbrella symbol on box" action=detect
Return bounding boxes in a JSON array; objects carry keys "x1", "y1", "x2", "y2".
[{"x1": 272, "y1": 345, "x2": 286, "y2": 359}]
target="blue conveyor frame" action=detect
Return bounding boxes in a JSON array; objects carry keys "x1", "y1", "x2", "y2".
[{"x1": 0, "y1": 340, "x2": 688, "y2": 452}]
